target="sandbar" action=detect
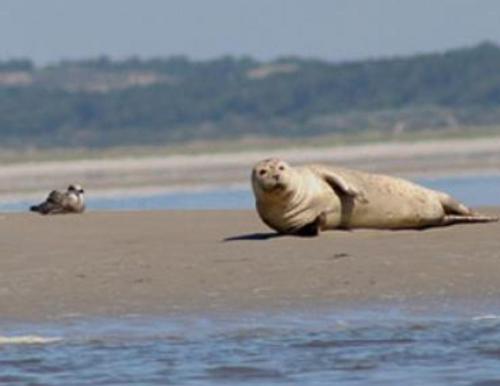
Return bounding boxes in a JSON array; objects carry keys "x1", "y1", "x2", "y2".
[{"x1": 0, "y1": 209, "x2": 499, "y2": 321}]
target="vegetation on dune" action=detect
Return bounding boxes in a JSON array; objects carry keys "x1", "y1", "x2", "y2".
[{"x1": 1, "y1": 42, "x2": 500, "y2": 148}]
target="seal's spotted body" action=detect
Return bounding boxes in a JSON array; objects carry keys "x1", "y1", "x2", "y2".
[{"x1": 251, "y1": 159, "x2": 497, "y2": 235}]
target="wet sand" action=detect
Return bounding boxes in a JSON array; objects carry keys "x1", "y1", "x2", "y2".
[{"x1": 1, "y1": 209, "x2": 499, "y2": 321}]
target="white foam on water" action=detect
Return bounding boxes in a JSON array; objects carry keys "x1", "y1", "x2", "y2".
[
  {"x1": 472, "y1": 314, "x2": 500, "y2": 321},
  {"x1": 0, "y1": 335, "x2": 62, "y2": 345}
]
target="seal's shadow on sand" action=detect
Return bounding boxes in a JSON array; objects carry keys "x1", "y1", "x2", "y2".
[
  {"x1": 224, "y1": 230, "x2": 324, "y2": 241},
  {"x1": 224, "y1": 232, "x2": 285, "y2": 241}
]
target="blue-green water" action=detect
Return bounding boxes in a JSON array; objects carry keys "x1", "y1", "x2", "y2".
[
  {"x1": 3, "y1": 307, "x2": 500, "y2": 385},
  {"x1": 1, "y1": 175, "x2": 499, "y2": 385},
  {"x1": 2, "y1": 175, "x2": 500, "y2": 212}
]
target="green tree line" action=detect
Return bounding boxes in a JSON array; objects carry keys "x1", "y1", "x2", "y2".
[{"x1": 0, "y1": 42, "x2": 500, "y2": 148}]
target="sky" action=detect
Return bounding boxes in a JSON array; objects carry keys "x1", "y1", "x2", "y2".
[{"x1": 1, "y1": 0, "x2": 500, "y2": 64}]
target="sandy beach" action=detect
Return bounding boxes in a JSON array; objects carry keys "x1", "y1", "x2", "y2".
[{"x1": 1, "y1": 209, "x2": 499, "y2": 321}]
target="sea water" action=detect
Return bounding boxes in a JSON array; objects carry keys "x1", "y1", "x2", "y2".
[
  {"x1": 1, "y1": 174, "x2": 500, "y2": 212},
  {"x1": 1, "y1": 175, "x2": 500, "y2": 385},
  {"x1": 3, "y1": 305, "x2": 500, "y2": 385}
]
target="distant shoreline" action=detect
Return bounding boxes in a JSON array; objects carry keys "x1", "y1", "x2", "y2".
[{"x1": 0, "y1": 136, "x2": 499, "y2": 200}]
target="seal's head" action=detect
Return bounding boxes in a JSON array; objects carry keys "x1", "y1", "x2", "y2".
[{"x1": 251, "y1": 158, "x2": 295, "y2": 197}]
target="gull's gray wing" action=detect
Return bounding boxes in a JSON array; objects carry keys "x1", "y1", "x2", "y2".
[{"x1": 30, "y1": 190, "x2": 67, "y2": 214}]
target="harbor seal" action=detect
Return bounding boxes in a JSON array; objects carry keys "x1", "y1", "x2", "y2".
[
  {"x1": 30, "y1": 184, "x2": 86, "y2": 215},
  {"x1": 251, "y1": 158, "x2": 498, "y2": 236}
]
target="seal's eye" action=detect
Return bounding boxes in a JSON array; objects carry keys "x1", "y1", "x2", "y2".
[
  {"x1": 278, "y1": 165, "x2": 285, "y2": 171},
  {"x1": 259, "y1": 169, "x2": 267, "y2": 176}
]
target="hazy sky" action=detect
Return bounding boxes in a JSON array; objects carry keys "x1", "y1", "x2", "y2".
[{"x1": 1, "y1": 0, "x2": 500, "y2": 64}]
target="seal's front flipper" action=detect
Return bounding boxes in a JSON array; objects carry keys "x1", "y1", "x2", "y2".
[
  {"x1": 292, "y1": 215, "x2": 324, "y2": 237},
  {"x1": 292, "y1": 212, "x2": 331, "y2": 237},
  {"x1": 320, "y1": 171, "x2": 369, "y2": 204},
  {"x1": 293, "y1": 222, "x2": 320, "y2": 237}
]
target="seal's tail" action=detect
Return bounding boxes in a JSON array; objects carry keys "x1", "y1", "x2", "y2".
[{"x1": 441, "y1": 214, "x2": 499, "y2": 226}]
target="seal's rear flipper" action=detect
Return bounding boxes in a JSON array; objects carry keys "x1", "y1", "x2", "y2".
[
  {"x1": 441, "y1": 214, "x2": 499, "y2": 226},
  {"x1": 438, "y1": 193, "x2": 473, "y2": 215}
]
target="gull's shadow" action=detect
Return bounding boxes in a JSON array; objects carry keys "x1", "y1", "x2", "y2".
[{"x1": 223, "y1": 232, "x2": 285, "y2": 241}]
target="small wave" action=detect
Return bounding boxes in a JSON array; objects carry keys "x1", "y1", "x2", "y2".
[
  {"x1": 472, "y1": 315, "x2": 500, "y2": 321},
  {"x1": 0, "y1": 335, "x2": 62, "y2": 345},
  {"x1": 292, "y1": 338, "x2": 415, "y2": 349},
  {"x1": 205, "y1": 365, "x2": 285, "y2": 381}
]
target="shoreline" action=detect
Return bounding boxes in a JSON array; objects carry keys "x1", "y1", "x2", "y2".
[
  {"x1": 1, "y1": 170, "x2": 500, "y2": 206},
  {"x1": 1, "y1": 209, "x2": 499, "y2": 321},
  {"x1": 0, "y1": 136, "x2": 499, "y2": 198}
]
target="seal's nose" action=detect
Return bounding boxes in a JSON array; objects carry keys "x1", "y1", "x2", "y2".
[{"x1": 273, "y1": 174, "x2": 280, "y2": 181}]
